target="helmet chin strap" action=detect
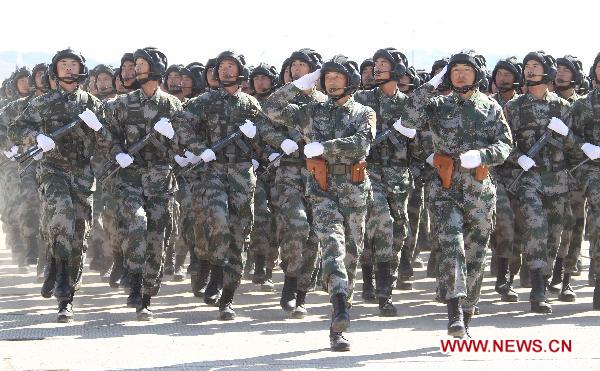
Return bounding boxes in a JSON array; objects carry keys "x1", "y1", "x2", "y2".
[
  {"x1": 451, "y1": 83, "x2": 478, "y2": 94},
  {"x1": 524, "y1": 79, "x2": 546, "y2": 87}
]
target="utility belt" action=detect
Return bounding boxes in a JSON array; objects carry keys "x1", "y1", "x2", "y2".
[
  {"x1": 432, "y1": 153, "x2": 489, "y2": 189},
  {"x1": 371, "y1": 158, "x2": 409, "y2": 167},
  {"x1": 306, "y1": 157, "x2": 367, "y2": 191},
  {"x1": 280, "y1": 157, "x2": 305, "y2": 167}
]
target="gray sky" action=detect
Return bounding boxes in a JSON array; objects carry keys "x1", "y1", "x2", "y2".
[{"x1": 0, "y1": 0, "x2": 597, "y2": 78}]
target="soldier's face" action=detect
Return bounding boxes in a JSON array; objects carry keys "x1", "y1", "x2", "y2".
[
  {"x1": 218, "y1": 59, "x2": 240, "y2": 82},
  {"x1": 450, "y1": 64, "x2": 476, "y2": 87},
  {"x1": 88, "y1": 76, "x2": 97, "y2": 94},
  {"x1": 16, "y1": 77, "x2": 30, "y2": 95},
  {"x1": 167, "y1": 72, "x2": 182, "y2": 90},
  {"x1": 290, "y1": 60, "x2": 310, "y2": 80},
  {"x1": 524, "y1": 60, "x2": 544, "y2": 82},
  {"x1": 253, "y1": 75, "x2": 272, "y2": 94},
  {"x1": 96, "y1": 72, "x2": 113, "y2": 93},
  {"x1": 283, "y1": 66, "x2": 292, "y2": 84},
  {"x1": 241, "y1": 80, "x2": 252, "y2": 94},
  {"x1": 56, "y1": 58, "x2": 81, "y2": 79},
  {"x1": 324, "y1": 71, "x2": 348, "y2": 95},
  {"x1": 555, "y1": 65, "x2": 574, "y2": 87},
  {"x1": 374, "y1": 58, "x2": 392, "y2": 81},
  {"x1": 398, "y1": 74, "x2": 411, "y2": 93},
  {"x1": 495, "y1": 69, "x2": 516, "y2": 90},
  {"x1": 121, "y1": 61, "x2": 136, "y2": 81},
  {"x1": 361, "y1": 66, "x2": 375, "y2": 88},
  {"x1": 34, "y1": 70, "x2": 45, "y2": 89},
  {"x1": 135, "y1": 58, "x2": 151, "y2": 80},
  {"x1": 206, "y1": 67, "x2": 219, "y2": 88},
  {"x1": 181, "y1": 75, "x2": 193, "y2": 96}
]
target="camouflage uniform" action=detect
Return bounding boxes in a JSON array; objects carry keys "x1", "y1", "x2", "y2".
[
  {"x1": 264, "y1": 82, "x2": 376, "y2": 302},
  {"x1": 403, "y1": 84, "x2": 513, "y2": 313},
  {"x1": 105, "y1": 88, "x2": 182, "y2": 297},
  {"x1": 9, "y1": 85, "x2": 105, "y2": 294}
]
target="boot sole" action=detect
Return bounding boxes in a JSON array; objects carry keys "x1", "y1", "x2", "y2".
[
  {"x1": 136, "y1": 315, "x2": 153, "y2": 321},
  {"x1": 331, "y1": 318, "x2": 350, "y2": 333},
  {"x1": 331, "y1": 344, "x2": 350, "y2": 352},
  {"x1": 447, "y1": 326, "x2": 466, "y2": 337},
  {"x1": 219, "y1": 313, "x2": 236, "y2": 321},
  {"x1": 531, "y1": 303, "x2": 552, "y2": 314},
  {"x1": 558, "y1": 295, "x2": 576, "y2": 302},
  {"x1": 57, "y1": 316, "x2": 73, "y2": 323},
  {"x1": 290, "y1": 310, "x2": 306, "y2": 319}
]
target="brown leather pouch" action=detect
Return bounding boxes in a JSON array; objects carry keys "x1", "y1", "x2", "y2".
[
  {"x1": 306, "y1": 157, "x2": 328, "y2": 191},
  {"x1": 475, "y1": 164, "x2": 489, "y2": 181},
  {"x1": 351, "y1": 160, "x2": 367, "y2": 183},
  {"x1": 433, "y1": 153, "x2": 454, "y2": 189}
]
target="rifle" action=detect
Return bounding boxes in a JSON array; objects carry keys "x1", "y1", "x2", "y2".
[
  {"x1": 180, "y1": 130, "x2": 250, "y2": 175},
  {"x1": 372, "y1": 127, "x2": 405, "y2": 151},
  {"x1": 98, "y1": 131, "x2": 155, "y2": 184},
  {"x1": 15, "y1": 118, "x2": 83, "y2": 164},
  {"x1": 507, "y1": 129, "x2": 563, "y2": 194}
]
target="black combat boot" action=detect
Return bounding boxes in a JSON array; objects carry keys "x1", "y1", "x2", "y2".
[
  {"x1": 109, "y1": 252, "x2": 124, "y2": 289},
  {"x1": 376, "y1": 262, "x2": 397, "y2": 316},
  {"x1": 191, "y1": 259, "x2": 210, "y2": 297},
  {"x1": 548, "y1": 257, "x2": 563, "y2": 293},
  {"x1": 331, "y1": 293, "x2": 350, "y2": 333},
  {"x1": 530, "y1": 268, "x2": 552, "y2": 313},
  {"x1": 361, "y1": 264, "x2": 376, "y2": 302},
  {"x1": 127, "y1": 273, "x2": 143, "y2": 308},
  {"x1": 54, "y1": 258, "x2": 71, "y2": 302},
  {"x1": 446, "y1": 297, "x2": 465, "y2": 337},
  {"x1": 329, "y1": 327, "x2": 350, "y2": 352},
  {"x1": 397, "y1": 249, "x2": 414, "y2": 290},
  {"x1": 463, "y1": 310, "x2": 473, "y2": 337},
  {"x1": 173, "y1": 254, "x2": 186, "y2": 282},
  {"x1": 218, "y1": 288, "x2": 236, "y2": 321},
  {"x1": 204, "y1": 264, "x2": 223, "y2": 306},
  {"x1": 495, "y1": 257, "x2": 518, "y2": 302},
  {"x1": 291, "y1": 291, "x2": 308, "y2": 319},
  {"x1": 136, "y1": 294, "x2": 153, "y2": 321},
  {"x1": 261, "y1": 268, "x2": 274, "y2": 291},
  {"x1": 280, "y1": 276, "x2": 298, "y2": 312},
  {"x1": 558, "y1": 273, "x2": 576, "y2": 302},
  {"x1": 252, "y1": 254, "x2": 267, "y2": 284},
  {"x1": 57, "y1": 290, "x2": 74, "y2": 323},
  {"x1": 593, "y1": 278, "x2": 600, "y2": 310},
  {"x1": 41, "y1": 257, "x2": 57, "y2": 298},
  {"x1": 520, "y1": 264, "x2": 531, "y2": 288},
  {"x1": 164, "y1": 246, "x2": 175, "y2": 276}
]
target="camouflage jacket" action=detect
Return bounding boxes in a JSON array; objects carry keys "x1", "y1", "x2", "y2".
[
  {"x1": 569, "y1": 88, "x2": 600, "y2": 168},
  {"x1": 490, "y1": 91, "x2": 519, "y2": 109},
  {"x1": 0, "y1": 94, "x2": 35, "y2": 149},
  {"x1": 264, "y1": 83, "x2": 376, "y2": 207}
]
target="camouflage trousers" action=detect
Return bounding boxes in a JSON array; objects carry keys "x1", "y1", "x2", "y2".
[
  {"x1": 175, "y1": 177, "x2": 194, "y2": 258},
  {"x1": 557, "y1": 187, "x2": 586, "y2": 274},
  {"x1": 2, "y1": 165, "x2": 24, "y2": 256},
  {"x1": 490, "y1": 181, "x2": 515, "y2": 260},
  {"x1": 579, "y1": 166, "x2": 600, "y2": 275},
  {"x1": 271, "y1": 166, "x2": 318, "y2": 292},
  {"x1": 193, "y1": 162, "x2": 256, "y2": 291},
  {"x1": 39, "y1": 169, "x2": 94, "y2": 292},
  {"x1": 513, "y1": 175, "x2": 568, "y2": 274},
  {"x1": 116, "y1": 181, "x2": 173, "y2": 297},
  {"x1": 404, "y1": 166, "x2": 434, "y2": 261},
  {"x1": 362, "y1": 166, "x2": 411, "y2": 269},
  {"x1": 250, "y1": 178, "x2": 279, "y2": 271},
  {"x1": 88, "y1": 187, "x2": 109, "y2": 259},
  {"x1": 430, "y1": 174, "x2": 495, "y2": 313},
  {"x1": 309, "y1": 192, "x2": 367, "y2": 302}
]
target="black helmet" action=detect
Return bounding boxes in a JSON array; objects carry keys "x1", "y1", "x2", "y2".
[
  {"x1": 288, "y1": 48, "x2": 323, "y2": 72},
  {"x1": 444, "y1": 50, "x2": 486, "y2": 93},
  {"x1": 431, "y1": 58, "x2": 449, "y2": 76},
  {"x1": 212, "y1": 51, "x2": 249, "y2": 87},
  {"x1": 184, "y1": 62, "x2": 207, "y2": 94},
  {"x1": 11, "y1": 66, "x2": 31, "y2": 95},
  {"x1": 400, "y1": 66, "x2": 422, "y2": 92},
  {"x1": 556, "y1": 55, "x2": 584, "y2": 86},
  {"x1": 111, "y1": 67, "x2": 121, "y2": 91},
  {"x1": 523, "y1": 51, "x2": 556, "y2": 86},
  {"x1": 359, "y1": 58, "x2": 374, "y2": 74},
  {"x1": 118, "y1": 52, "x2": 138, "y2": 89},
  {"x1": 372, "y1": 48, "x2": 408, "y2": 82},
  {"x1": 319, "y1": 55, "x2": 361, "y2": 99},
  {"x1": 133, "y1": 47, "x2": 168, "y2": 81},
  {"x1": 164, "y1": 64, "x2": 184, "y2": 92},
  {"x1": 94, "y1": 64, "x2": 115, "y2": 78},
  {"x1": 29, "y1": 63, "x2": 48, "y2": 91},
  {"x1": 279, "y1": 57, "x2": 291, "y2": 85},
  {"x1": 249, "y1": 63, "x2": 278, "y2": 96},
  {"x1": 203, "y1": 58, "x2": 218, "y2": 87},
  {"x1": 416, "y1": 69, "x2": 429, "y2": 86},
  {"x1": 492, "y1": 56, "x2": 523, "y2": 91},
  {"x1": 51, "y1": 48, "x2": 88, "y2": 82}
]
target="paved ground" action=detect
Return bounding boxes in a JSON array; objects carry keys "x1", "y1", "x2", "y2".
[{"x1": 1, "y1": 239, "x2": 599, "y2": 370}]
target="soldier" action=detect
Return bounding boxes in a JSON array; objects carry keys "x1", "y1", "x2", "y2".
[
  {"x1": 569, "y1": 51, "x2": 600, "y2": 310},
  {"x1": 104, "y1": 47, "x2": 183, "y2": 320},
  {"x1": 265, "y1": 55, "x2": 375, "y2": 351},
  {"x1": 9, "y1": 48, "x2": 107, "y2": 322},
  {"x1": 353, "y1": 47, "x2": 412, "y2": 316},
  {"x1": 359, "y1": 58, "x2": 375, "y2": 90},
  {"x1": 400, "y1": 51, "x2": 512, "y2": 336},
  {"x1": 504, "y1": 51, "x2": 574, "y2": 314},
  {"x1": 202, "y1": 58, "x2": 220, "y2": 90},
  {"x1": 118, "y1": 52, "x2": 139, "y2": 91},
  {"x1": 94, "y1": 64, "x2": 116, "y2": 101},
  {"x1": 279, "y1": 58, "x2": 292, "y2": 86}
]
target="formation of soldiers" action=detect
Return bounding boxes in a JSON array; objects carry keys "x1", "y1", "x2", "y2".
[{"x1": 1, "y1": 46, "x2": 599, "y2": 352}]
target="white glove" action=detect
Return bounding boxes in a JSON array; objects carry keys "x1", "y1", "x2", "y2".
[
  {"x1": 459, "y1": 150, "x2": 482, "y2": 169},
  {"x1": 518, "y1": 155, "x2": 536, "y2": 171},
  {"x1": 292, "y1": 69, "x2": 321, "y2": 90},
  {"x1": 33, "y1": 151, "x2": 43, "y2": 161},
  {"x1": 303, "y1": 141, "x2": 324, "y2": 158},
  {"x1": 116, "y1": 153, "x2": 134, "y2": 168},
  {"x1": 428, "y1": 65, "x2": 447, "y2": 89},
  {"x1": 154, "y1": 117, "x2": 175, "y2": 140},
  {"x1": 3, "y1": 145, "x2": 18, "y2": 159},
  {"x1": 280, "y1": 139, "x2": 299, "y2": 155},
  {"x1": 426, "y1": 153, "x2": 435, "y2": 166},
  {"x1": 547, "y1": 117, "x2": 569, "y2": 136},
  {"x1": 239, "y1": 119, "x2": 257, "y2": 139},
  {"x1": 581, "y1": 143, "x2": 600, "y2": 161},
  {"x1": 36, "y1": 134, "x2": 55, "y2": 152},
  {"x1": 184, "y1": 150, "x2": 201, "y2": 165},
  {"x1": 268, "y1": 152, "x2": 281, "y2": 162},
  {"x1": 78, "y1": 108, "x2": 103, "y2": 132},
  {"x1": 392, "y1": 118, "x2": 416, "y2": 139},
  {"x1": 174, "y1": 154, "x2": 189, "y2": 167},
  {"x1": 200, "y1": 148, "x2": 216, "y2": 163},
  {"x1": 252, "y1": 159, "x2": 259, "y2": 171}
]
